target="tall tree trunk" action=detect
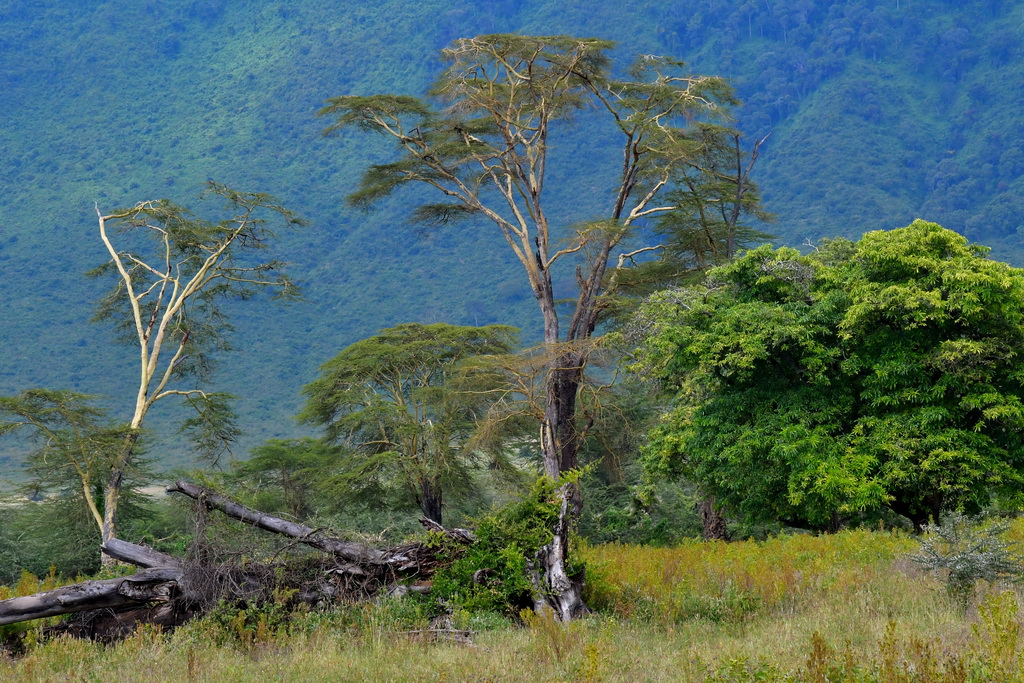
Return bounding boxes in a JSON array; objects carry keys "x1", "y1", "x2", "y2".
[
  {"x1": 699, "y1": 494, "x2": 730, "y2": 541},
  {"x1": 535, "y1": 346, "x2": 587, "y2": 618},
  {"x1": 101, "y1": 430, "x2": 141, "y2": 567},
  {"x1": 419, "y1": 477, "x2": 443, "y2": 525}
]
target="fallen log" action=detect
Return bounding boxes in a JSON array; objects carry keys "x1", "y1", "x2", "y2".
[
  {"x1": 101, "y1": 538, "x2": 181, "y2": 569},
  {"x1": 167, "y1": 480, "x2": 386, "y2": 564},
  {"x1": 0, "y1": 484, "x2": 478, "y2": 633},
  {"x1": 0, "y1": 568, "x2": 181, "y2": 626},
  {"x1": 166, "y1": 481, "x2": 476, "y2": 564}
]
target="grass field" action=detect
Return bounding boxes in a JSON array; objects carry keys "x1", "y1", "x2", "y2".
[{"x1": 2, "y1": 527, "x2": 1022, "y2": 681}]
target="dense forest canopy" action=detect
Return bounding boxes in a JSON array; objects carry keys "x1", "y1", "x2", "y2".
[{"x1": 1, "y1": 0, "x2": 1023, "y2": 467}]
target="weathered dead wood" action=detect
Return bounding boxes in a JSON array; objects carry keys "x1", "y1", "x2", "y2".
[
  {"x1": 0, "y1": 568, "x2": 181, "y2": 626},
  {"x1": 167, "y1": 480, "x2": 476, "y2": 566},
  {"x1": 0, "y1": 484, "x2": 480, "y2": 634},
  {"x1": 101, "y1": 538, "x2": 181, "y2": 569},
  {"x1": 167, "y1": 480, "x2": 387, "y2": 564}
]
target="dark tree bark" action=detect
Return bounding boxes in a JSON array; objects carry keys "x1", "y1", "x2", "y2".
[
  {"x1": 419, "y1": 477, "x2": 443, "y2": 525},
  {"x1": 890, "y1": 491, "x2": 945, "y2": 533},
  {"x1": 699, "y1": 494, "x2": 730, "y2": 541}
]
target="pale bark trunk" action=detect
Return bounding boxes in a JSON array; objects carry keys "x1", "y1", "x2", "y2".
[
  {"x1": 100, "y1": 431, "x2": 142, "y2": 567},
  {"x1": 531, "y1": 485, "x2": 587, "y2": 620}
]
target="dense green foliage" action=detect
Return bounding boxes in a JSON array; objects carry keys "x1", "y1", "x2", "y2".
[
  {"x1": 634, "y1": 221, "x2": 1024, "y2": 528},
  {"x1": 429, "y1": 478, "x2": 565, "y2": 617},
  {"x1": 4, "y1": 0, "x2": 1024, "y2": 469}
]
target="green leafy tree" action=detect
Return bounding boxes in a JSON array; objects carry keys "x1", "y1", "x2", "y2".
[
  {"x1": 92, "y1": 182, "x2": 302, "y2": 557},
  {"x1": 225, "y1": 438, "x2": 337, "y2": 520},
  {"x1": 299, "y1": 323, "x2": 518, "y2": 525},
  {"x1": 631, "y1": 221, "x2": 1024, "y2": 530},
  {"x1": 0, "y1": 389, "x2": 129, "y2": 536},
  {"x1": 321, "y1": 34, "x2": 742, "y2": 617},
  {"x1": 601, "y1": 126, "x2": 773, "y2": 541}
]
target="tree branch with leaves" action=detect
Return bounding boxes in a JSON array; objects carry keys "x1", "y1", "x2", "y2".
[{"x1": 91, "y1": 182, "x2": 303, "y2": 557}]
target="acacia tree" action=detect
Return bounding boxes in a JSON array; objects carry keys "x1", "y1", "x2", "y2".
[
  {"x1": 0, "y1": 390, "x2": 128, "y2": 536},
  {"x1": 631, "y1": 221, "x2": 1024, "y2": 531},
  {"x1": 299, "y1": 323, "x2": 518, "y2": 525},
  {"x1": 320, "y1": 35, "x2": 740, "y2": 617},
  {"x1": 93, "y1": 182, "x2": 301, "y2": 556}
]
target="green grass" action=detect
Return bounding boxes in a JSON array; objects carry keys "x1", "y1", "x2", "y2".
[{"x1": 4, "y1": 527, "x2": 1023, "y2": 681}]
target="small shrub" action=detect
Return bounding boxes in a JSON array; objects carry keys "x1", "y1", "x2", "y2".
[
  {"x1": 204, "y1": 592, "x2": 297, "y2": 646},
  {"x1": 912, "y1": 512, "x2": 1024, "y2": 608},
  {"x1": 429, "y1": 477, "x2": 575, "y2": 618}
]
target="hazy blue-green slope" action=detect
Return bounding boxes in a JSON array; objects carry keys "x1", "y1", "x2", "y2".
[{"x1": 1, "y1": 0, "x2": 1023, "y2": 470}]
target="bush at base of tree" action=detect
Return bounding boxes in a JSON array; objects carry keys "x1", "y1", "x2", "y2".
[{"x1": 428, "y1": 477, "x2": 582, "y2": 618}]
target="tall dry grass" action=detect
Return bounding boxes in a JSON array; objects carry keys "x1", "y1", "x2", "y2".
[{"x1": 3, "y1": 526, "x2": 1023, "y2": 681}]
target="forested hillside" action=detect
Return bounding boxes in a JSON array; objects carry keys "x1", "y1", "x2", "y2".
[{"x1": 1, "y1": 0, "x2": 1022, "y2": 468}]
